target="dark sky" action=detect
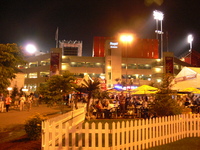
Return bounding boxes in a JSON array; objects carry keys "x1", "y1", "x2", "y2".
[{"x1": 1, "y1": 0, "x2": 200, "y2": 57}]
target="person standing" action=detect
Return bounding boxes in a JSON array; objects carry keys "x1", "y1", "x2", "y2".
[
  {"x1": 119, "y1": 93, "x2": 126, "y2": 117},
  {"x1": 19, "y1": 94, "x2": 26, "y2": 111},
  {"x1": 5, "y1": 94, "x2": 12, "y2": 112},
  {"x1": 0, "y1": 93, "x2": 5, "y2": 112},
  {"x1": 26, "y1": 95, "x2": 32, "y2": 111}
]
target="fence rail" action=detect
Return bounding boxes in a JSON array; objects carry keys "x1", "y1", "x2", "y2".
[
  {"x1": 42, "y1": 113, "x2": 200, "y2": 150},
  {"x1": 42, "y1": 103, "x2": 86, "y2": 149}
]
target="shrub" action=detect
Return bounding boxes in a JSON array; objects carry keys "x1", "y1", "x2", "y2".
[{"x1": 24, "y1": 113, "x2": 47, "y2": 140}]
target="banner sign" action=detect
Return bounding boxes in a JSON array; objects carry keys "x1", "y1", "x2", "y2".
[
  {"x1": 165, "y1": 57, "x2": 174, "y2": 74},
  {"x1": 50, "y1": 53, "x2": 60, "y2": 76}
]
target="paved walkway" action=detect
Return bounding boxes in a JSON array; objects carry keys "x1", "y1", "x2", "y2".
[{"x1": 0, "y1": 104, "x2": 71, "y2": 131}]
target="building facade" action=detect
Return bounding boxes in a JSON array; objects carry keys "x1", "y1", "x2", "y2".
[
  {"x1": 59, "y1": 40, "x2": 83, "y2": 56},
  {"x1": 18, "y1": 37, "x2": 192, "y2": 92}
]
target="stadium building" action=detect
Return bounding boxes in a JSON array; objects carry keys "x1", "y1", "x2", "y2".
[{"x1": 17, "y1": 36, "x2": 192, "y2": 92}]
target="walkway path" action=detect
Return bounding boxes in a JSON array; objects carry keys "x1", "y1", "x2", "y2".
[{"x1": 0, "y1": 104, "x2": 71, "y2": 130}]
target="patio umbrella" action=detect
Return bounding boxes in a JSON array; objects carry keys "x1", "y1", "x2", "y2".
[
  {"x1": 131, "y1": 85, "x2": 158, "y2": 92},
  {"x1": 179, "y1": 87, "x2": 200, "y2": 93},
  {"x1": 132, "y1": 90, "x2": 157, "y2": 95},
  {"x1": 192, "y1": 90, "x2": 200, "y2": 94}
]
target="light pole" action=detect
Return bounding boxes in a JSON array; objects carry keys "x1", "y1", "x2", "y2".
[
  {"x1": 188, "y1": 34, "x2": 193, "y2": 52},
  {"x1": 153, "y1": 10, "x2": 164, "y2": 59},
  {"x1": 120, "y1": 34, "x2": 133, "y2": 90}
]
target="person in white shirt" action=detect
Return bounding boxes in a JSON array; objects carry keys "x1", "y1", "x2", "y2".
[
  {"x1": 0, "y1": 93, "x2": 5, "y2": 112},
  {"x1": 26, "y1": 95, "x2": 32, "y2": 111},
  {"x1": 19, "y1": 95, "x2": 26, "y2": 111}
]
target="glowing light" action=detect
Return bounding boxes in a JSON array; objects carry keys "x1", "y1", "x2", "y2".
[
  {"x1": 155, "y1": 68, "x2": 161, "y2": 72},
  {"x1": 120, "y1": 35, "x2": 133, "y2": 42},
  {"x1": 62, "y1": 64, "x2": 67, "y2": 70},
  {"x1": 7, "y1": 87, "x2": 12, "y2": 91},
  {"x1": 188, "y1": 34, "x2": 193, "y2": 52},
  {"x1": 22, "y1": 88, "x2": 28, "y2": 91},
  {"x1": 153, "y1": 10, "x2": 164, "y2": 21},
  {"x1": 188, "y1": 34, "x2": 193, "y2": 43},
  {"x1": 25, "y1": 44, "x2": 37, "y2": 54},
  {"x1": 157, "y1": 79, "x2": 162, "y2": 83},
  {"x1": 107, "y1": 66, "x2": 112, "y2": 69}
]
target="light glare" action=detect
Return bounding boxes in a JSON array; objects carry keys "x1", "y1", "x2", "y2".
[
  {"x1": 188, "y1": 34, "x2": 193, "y2": 43},
  {"x1": 26, "y1": 44, "x2": 37, "y2": 54},
  {"x1": 153, "y1": 10, "x2": 164, "y2": 21},
  {"x1": 120, "y1": 35, "x2": 133, "y2": 42}
]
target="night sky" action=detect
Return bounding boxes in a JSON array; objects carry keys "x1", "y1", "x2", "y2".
[{"x1": 1, "y1": 0, "x2": 200, "y2": 57}]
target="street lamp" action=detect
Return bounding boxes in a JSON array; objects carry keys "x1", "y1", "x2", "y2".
[
  {"x1": 120, "y1": 34, "x2": 133, "y2": 90},
  {"x1": 153, "y1": 10, "x2": 164, "y2": 59},
  {"x1": 7, "y1": 87, "x2": 12, "y2": 96},
  {"x1": 188, "y1": 34, "x2": 193, "y2": 52}
]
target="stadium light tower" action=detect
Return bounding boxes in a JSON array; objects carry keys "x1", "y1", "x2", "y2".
[
  {"x1": 153, "y1": 10, "x2": 164, "y2": 59},
  {"x1": 188, "y1": 34, "x2": 193, "y2": 52}
]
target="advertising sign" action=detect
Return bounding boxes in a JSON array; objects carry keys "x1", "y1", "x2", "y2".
[
  {"x1": 165, "y1": 56, "x2": 174, "y2": 74},
  {"x1": 50, "y1": 53, "x2": 60, "y2": 76}
]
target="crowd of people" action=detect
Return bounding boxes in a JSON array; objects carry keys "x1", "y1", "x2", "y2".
[
  {"x1": 177, "y1": 94, "x2": 200, "y2": 113},
  {"x1": 89, "y1": 92, "x2": 200, "y2": 119},
  {"x1": 0, "y1": 92, "x2": 40, "y2": 113},
  {"x1": 89, "y1": 93, "x2": 153, "y2": 119}
]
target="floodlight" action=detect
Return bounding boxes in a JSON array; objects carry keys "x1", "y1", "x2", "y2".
[{"x1": 153, "y1": 10, "x2": 164, "y2": 21}]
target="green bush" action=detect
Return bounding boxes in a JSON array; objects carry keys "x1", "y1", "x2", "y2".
[{"x1": 24, "y1": 113, "x2": 47, "y2": 140}]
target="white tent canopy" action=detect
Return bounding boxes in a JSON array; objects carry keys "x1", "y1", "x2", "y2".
[{"x1": 171, "y1": 67, "x2": 200, "y2": 90}]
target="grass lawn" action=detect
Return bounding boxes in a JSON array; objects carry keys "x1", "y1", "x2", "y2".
[{"x1": 148, "y1": 137, "x2": 200, "y2": 150}]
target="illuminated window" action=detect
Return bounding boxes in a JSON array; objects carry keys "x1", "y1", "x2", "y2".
[
  {"x1": 29, "y1": 73, "x2": 37, "y2": 78},
  {"x1": 40, "y1": 60, "x2": 50, "y2": 66},
  {"x1": 138, "y1": 64, "x2": 151, "y2": 69},
  {"x1": 95, "y1": 63, "x2": 102, "y2": 68},
  {"x1": 121, "y1": 64, "x2": 126, "y2": 69},
  {"x1": 40, "y1": 72, "x2": 49, "y2": 77},
  {"x1": 29, "y1": 62, "x2": 38, "y2": 68},
  {"x1": 155, "y1": 67, "x2": 162, "y2": 72},
  {"x1": 128, "y1": 64, "x2": 137, "y2": 69}
]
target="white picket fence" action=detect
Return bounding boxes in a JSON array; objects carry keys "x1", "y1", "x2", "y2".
[
  {"x1": 42, "y1": 103, "x2": 87, "y2": 149},
  {"x1": 42, "y1": 113, "x2": 200, "y2": 150}
]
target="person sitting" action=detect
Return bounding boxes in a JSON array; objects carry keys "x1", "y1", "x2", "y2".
[
  {"x1": 119, "y1": 94, "x2": 126, "y2": 117},
  {"x1": 184, "y1": 99, "x2": 191, "y2": 107},
  {"x1": 95, "y1": 101, "x2": 103, "y2": 118},
  {"x1": 103, "y1": 100, "x2": 112, "y2": 119}
]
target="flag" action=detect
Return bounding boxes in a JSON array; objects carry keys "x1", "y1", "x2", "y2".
[{"x1": 55, "y1": 27, "x2": 58, "y2": 41}]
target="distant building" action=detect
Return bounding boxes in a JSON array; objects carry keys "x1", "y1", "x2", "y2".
[
  {"x1": 93, "y1": 36, "x2": 159, "y2": 59},
  {"x1": 180, "y1": 50, "x2": 200, "y2": 67},
  {"x1": 59, "y1": 40, "x2": 82, "y2": 56}
]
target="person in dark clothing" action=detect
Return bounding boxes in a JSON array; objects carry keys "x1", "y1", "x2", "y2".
[{"x1": 63, "y1": 93, "x2": 69, "y2": 106}]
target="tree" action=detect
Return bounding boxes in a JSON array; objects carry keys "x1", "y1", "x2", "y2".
[
  {"x1": 38, "y1": 71, "x2": 76, "y2": 110},
  {"x1": 81, "y1": 78, "x2": 101, "y2": 115},
  {"x1": 92, "y1": 89, "x2": 110, "y2": 103},
  {"x1": 75, "y1": 85, "x2": 87, "y2": 101},
  {"x1": 11, "y1": 85, "x2": 19, "y2": 103},
  {"x1": 0, "y1": 44, "x2": 25, "y2": 93},
  {"x1": 149, "y1": 74, "x2": 183, "y2": 117}
]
